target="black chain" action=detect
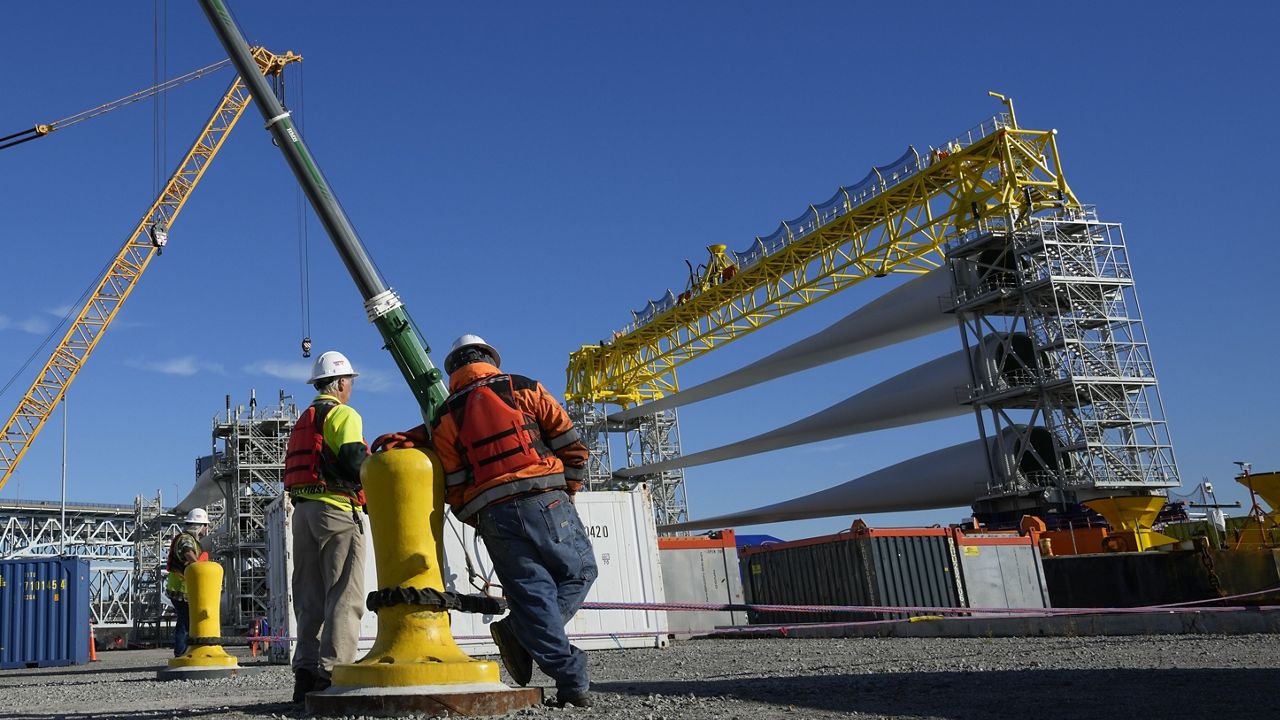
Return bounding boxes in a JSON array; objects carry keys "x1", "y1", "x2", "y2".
[
  {"x1": 1197, "y1": 537, "x2": 1225, "y2": 597},
  {"x1": 366, "y1": 586, "x2": 507, "y2": 615}
]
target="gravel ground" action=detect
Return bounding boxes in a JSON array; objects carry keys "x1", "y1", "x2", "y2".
[{"x1": 2, "y1": 634, "x2": 1277, "y2": 720}]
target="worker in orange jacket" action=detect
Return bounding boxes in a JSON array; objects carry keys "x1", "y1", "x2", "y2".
[{"x1": 374, "y1": 334, "x2": 596, "y2": 708}]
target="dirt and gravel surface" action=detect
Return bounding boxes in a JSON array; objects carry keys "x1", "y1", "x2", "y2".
[{"x1": 2, "y1": 634, "x2": 1277, "y2": 720}]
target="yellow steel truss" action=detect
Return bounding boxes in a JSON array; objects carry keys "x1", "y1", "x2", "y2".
[
  {"x1": 566, "y1": 102, "x2": 1079, "y2": 407},
  {"x1": 0, "y1": 48, "x2": 300, "y2": 491}
]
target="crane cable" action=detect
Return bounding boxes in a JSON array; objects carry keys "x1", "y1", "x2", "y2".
[
  {"x1": 0, "y1": 58, "x2": 231, "y2": 152},
  {"x1": 153, "y1": 0, "x2": 168, "y2": 202},
  {"x1": 290, "y1": 63, "x2": 313, "y2": 358}
]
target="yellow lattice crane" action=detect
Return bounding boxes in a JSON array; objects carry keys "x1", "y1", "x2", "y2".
[
  {"x1": 565, "y1": 95, "x2": 1081, "y2": 408},
  {"x1": 0, "y1": 47, "x2": 300, "y2": 492}
]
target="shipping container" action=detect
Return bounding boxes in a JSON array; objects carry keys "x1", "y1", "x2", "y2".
[
  {"x1": 658, "y1": 530, "x2": 747, "y2": 636},
  {"x1": 0, "y1": 558, "x2": 91, "y2": 669},
  {"x1": 266, "y1": 488, "x2": 667, "y2": 665},
  {"x1": 741, "y1": 523, "x2": 1049, "y2": 624}
]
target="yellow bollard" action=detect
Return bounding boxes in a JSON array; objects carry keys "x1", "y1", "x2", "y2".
[
  {"x1": 1084, "y1": 496, "x2": 1179, "y2": 552},
  {"x1": 168, "y1": 561, "x2": 238, "y2": 669},
  {"x1": 331, "y1": 448, "x2": 499, "y2": 687}
]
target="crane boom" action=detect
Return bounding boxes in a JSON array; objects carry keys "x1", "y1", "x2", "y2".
[
  {"x1": 199, "y1": 0, "x2": 451, "y2": 424},
  {"x1": 565, "y1": 105, "x2": 1080, "y2": 407},
  {"x1": 0, "y1": 47, "x2": 300, "y2": 492}
]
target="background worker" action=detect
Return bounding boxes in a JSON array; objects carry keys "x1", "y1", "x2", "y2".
[
  {"x1": 374, "y1": 334, "x2": 597, "y2": 708},
  {"x1": 164, "y1": 507, "x2": 210, "y2": 657},
  {"x1": 284, "y1": 350, "x2": 369, "y2": 704}
]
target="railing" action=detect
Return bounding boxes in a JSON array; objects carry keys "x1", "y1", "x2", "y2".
[{"x1": 624, "y1": 114, "x2": 1010, "y2": 332}]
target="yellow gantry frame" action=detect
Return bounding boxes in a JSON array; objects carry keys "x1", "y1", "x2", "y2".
[
  {"x1": 0, "y1": 48, "x2": 300, "y2": 492},
  {"x1": 566, "y1": 100, "x2": 1079, "y2": 408}
]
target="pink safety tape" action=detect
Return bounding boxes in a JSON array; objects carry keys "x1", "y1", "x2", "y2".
[{"x1": 185, "y1": 585, "x2": 1280, "y2": 645}]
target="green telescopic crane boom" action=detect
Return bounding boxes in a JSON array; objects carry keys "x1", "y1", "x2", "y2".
[{"x1": 197, "y1": 0, "x2": 449, "y2": 423}]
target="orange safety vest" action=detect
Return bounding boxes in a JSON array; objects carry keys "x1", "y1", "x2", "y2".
[
  {"x1": 447, "y1": 374, "x2": 552, "y2": 487},
  {"x1": 284, "y1": 401, "x2": 366, "y2": 505}
]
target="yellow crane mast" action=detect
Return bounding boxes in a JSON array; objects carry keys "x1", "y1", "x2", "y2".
[
  {"x1": 0, "y1": 47, "x2": 300, "y2": 492},
  {"x1": 565, "y1": 96, "x2": 1081, "y2": 408}
]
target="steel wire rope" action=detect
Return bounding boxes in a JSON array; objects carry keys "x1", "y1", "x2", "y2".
[{"x1": 294, "y1": 62, "x2": 312, "y2": 352}]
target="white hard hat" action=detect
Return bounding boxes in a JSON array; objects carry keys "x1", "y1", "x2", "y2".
[
  {"x1": 444, "y1": 334, "x2": 501, "y2": 374},
  {"x1": 184, "y1": 508, "x2": 210, "y2": 525},
  {"x1": 308, "y1": 351, "x2": 360, "y2": 384}
]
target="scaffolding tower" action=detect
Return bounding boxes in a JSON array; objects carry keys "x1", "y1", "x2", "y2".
[
  {"x1": 950, "y1": 211, "x2": 1180, "y2": 526},
  {"x1": 569, "y1": 402, "x2": 688, "y2": 528},
  {"x1": 206, "y1": 390, "x2": 298, "y2": 631}
]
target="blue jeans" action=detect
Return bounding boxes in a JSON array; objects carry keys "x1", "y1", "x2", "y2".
[
  {"x1": 172, "y1": 597, "x2": 190, "y2": 657},
  {"x1": 477, "y1": 489, "x2": 597, "y2": 693}
]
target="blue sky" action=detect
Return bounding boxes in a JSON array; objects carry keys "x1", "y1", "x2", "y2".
[{"x1": 1, "y1": 2, "x2": 1276, "y2": 541}]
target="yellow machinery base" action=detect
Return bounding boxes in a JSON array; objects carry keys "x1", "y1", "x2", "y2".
[
  {"x1": 332, "y1": 658, "x2": 500, "y2": 687},
  {"x1": 167, "y1": 644, "x2": 239, "y2": 668},
  {"x1": 156, "y1": 645, "x2": 252, "y2": 681},
  {"x1": 1085, "y1": 496, "x2": 1180, "y2": 552}
]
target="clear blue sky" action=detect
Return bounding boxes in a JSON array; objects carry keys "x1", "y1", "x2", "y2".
[{"x1": 2, "y1": 2, "x2": 1276, "y2": 541}]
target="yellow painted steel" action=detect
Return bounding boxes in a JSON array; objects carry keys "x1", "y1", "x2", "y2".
[
  {"x1": 168, "y1": 561, "x2": 238, "y2": 669},
  {"x1": 1084, "y1": 497, "x2": 1179, "y2": 552},
  {"x1": 331, "y1": 449, "x2": 499, "y2": 687},
  {"x1": 0, "y1": 48, "x2": 299, "y2": 492},
  {"x1": 565, "y1": 97, "x2": 1080, "y2": 407},
  {"x1": 1237, "y1": 472, "x2": 1280, "y2": 514},
  {"x1": 1232, "y1": 472, "x2": 1280, "y2": 548}
]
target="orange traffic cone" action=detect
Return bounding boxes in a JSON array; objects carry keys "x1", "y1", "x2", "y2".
[{"x1": 88, "y1": 623, "x2": 99, "y2": 662}]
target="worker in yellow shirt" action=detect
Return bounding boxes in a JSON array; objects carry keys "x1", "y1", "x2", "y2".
[{"x1": 283, "y1": 351, "x2": 368, "y2": 703}]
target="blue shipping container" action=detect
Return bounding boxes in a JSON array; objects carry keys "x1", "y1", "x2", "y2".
[{"x1": 0, "y1": 558, "x2": 91, "y2": 669}]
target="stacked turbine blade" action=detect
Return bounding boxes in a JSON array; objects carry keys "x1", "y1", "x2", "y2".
[
  {"x1": 660, "y1": 426, "x2": 1063, "y2": 532},
  {"x1": 610, "y1": 268, "x2": 956, "y2": 422}
]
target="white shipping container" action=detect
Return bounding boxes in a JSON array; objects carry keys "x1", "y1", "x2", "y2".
[{"x1": 266, "y1": 487, "x2": 667, "y2": 665}]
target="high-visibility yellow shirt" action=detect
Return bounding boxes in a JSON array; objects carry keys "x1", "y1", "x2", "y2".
[{"x1": 291, "y1": 394, "x2": 368, "y2": 513}]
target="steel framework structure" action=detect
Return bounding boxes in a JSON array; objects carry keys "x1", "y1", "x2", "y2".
[
  {"x1": 205, "y1": 391, "x2": 298, "y2": 631},
  {"x1": 567, "y1": 100, "x2": 1080, "y2": 526},
  {"x1": 0, "y1": 496, "x2": 167, "y2": 627},
  {"x1": 950, "y1": 214, "x2": 1179, "y2": 525}
]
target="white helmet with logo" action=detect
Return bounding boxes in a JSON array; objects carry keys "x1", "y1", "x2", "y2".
[
  {"x1": 444, "y1": 334, "x2": 501, "y2": 374},
  {"x1": 308, "y1": 351, "x2": 360, "y2": 384},
  {"x1": 184, "y1": 508, "x2": 210, "y2": 525}
]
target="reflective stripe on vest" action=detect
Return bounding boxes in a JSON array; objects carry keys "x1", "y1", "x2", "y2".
[
  {"x1": 447, "y1": 374, "x2": 550, "y2": 487},
  {"x1": 455, "y1": 472, "x2": 567, "y2": 522},
  {"x1": 546, "y1": 427, "x2": 580, "y2": 451}
]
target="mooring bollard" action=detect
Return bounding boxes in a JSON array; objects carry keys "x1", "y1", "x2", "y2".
[
  {"x1": 157, "y1": 561, "x2": 246, "y2": 680},
  {"x1": 310, "y1": 448, "x2": 541, "y2": 716}
]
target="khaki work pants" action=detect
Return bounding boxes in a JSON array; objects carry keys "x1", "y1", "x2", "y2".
[{"x1": 291, "y1": 499, "x2": 366, "y2": 680}]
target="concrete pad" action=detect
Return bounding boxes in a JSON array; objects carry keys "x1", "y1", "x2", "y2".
[
  {"x1": 155, "y1": 664, "x2": 265, "y2": 681},
  {"x1": 306, "y1": 681, "x2": 543, "y2": 717}
]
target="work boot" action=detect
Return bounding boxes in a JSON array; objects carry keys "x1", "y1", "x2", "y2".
[
  {"x1": 291, "y1": 668, "x2": 317, "y2": 704},
  {"x1": 489, "y1": 618, "x2": 533, "y2": 686},
  {"x1": 546, "y1": 689, "x2": 593, "y2": 708}
]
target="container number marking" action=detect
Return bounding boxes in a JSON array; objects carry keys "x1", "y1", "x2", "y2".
[{"x1": 586, "y1": 525, "x2": 610, "y2": 539}]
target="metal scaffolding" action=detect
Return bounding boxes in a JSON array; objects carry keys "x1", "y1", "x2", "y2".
[
  {"x1": 568, "y1": 401, "x2": 689, "y2": 528},
  {"x1": 950, "y1": 211, "x2": 1180, "y2": 526},
  {"x1": 205, "y1": 390, "x2": 298, "y2": 631}
]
